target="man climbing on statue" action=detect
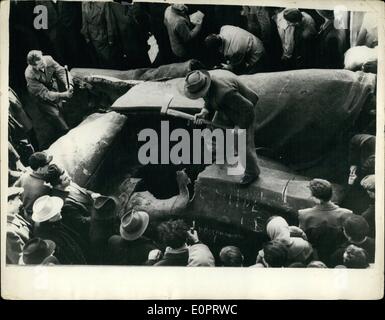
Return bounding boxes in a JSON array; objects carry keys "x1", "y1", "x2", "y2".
[{"x1": 183, "y1": 70, "x2": 261, "y2": 186}]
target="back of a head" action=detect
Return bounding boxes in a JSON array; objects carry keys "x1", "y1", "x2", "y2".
[
  {"x1": 219, "y1": 246, "x2": 244, "y2": 267},
  {"x1": 343, "y1": 245, "x2": 369, "y2": 269},
  {"x1": 28, "y1": 152, "x2": 51, "y2": 171},
  {"x1": 45, "y1": 164, "x2": 64, "y2": 187},
  {"x1": 157, "y1": 219, "x2": 188, "y2": 249},
  {"x1": 283, "y1": 8, "x2": 303, "y2": 23},
  {"x1": 27, "y1": 50, "x2": 43, "y2": 66},
  {"x1": 343, "y1": 215, "x2": 369, "y2": 242},
  {"x1": 205, "y1": 34, "x2": 222, "y2": 52},
  {"x1": 309, "y1": 179, "x2": 333, "y2": 202},
  {"x1": 263, "y1": 240, "x2": 289, "y2": 268}
]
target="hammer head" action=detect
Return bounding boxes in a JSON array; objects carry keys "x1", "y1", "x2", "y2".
[{"x1": 160, "y1": 94, "x2": 174, "y2": 115}]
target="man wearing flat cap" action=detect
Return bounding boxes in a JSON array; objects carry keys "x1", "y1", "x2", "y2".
[
  {"x1": 184, "y1": 70, "x2": 260, "y2": 185},
  {"x1": 6, "y1": 187, "x2": 33, "y2": 264}
]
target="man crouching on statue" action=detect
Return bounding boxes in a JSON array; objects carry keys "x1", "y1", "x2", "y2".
[
  {"x1": 25, "y1": 50, "x2": 73, "y2": 144},
  {"x1": 184, "y1": 70, "x2": 260, "y2": 186}
]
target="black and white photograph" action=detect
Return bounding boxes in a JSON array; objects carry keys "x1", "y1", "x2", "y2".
[{"x1": 1, "y1": 0, "x2": 384, "y2": 300}]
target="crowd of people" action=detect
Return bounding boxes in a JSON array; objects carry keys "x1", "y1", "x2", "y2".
[
  {"x1": 7, "y1": 150, "x2": 375, "y2": 268},
  {"x1": 7, "y1": 2, "x2": 377, "y2": 268}
]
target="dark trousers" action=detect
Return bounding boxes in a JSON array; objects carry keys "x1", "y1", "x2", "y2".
[
  {"x1": 38, "y1": 100, "x2": 69, "y2": 133},
  {"x1": 212, "y1": 108, "x2": 260, "y2": 176}
]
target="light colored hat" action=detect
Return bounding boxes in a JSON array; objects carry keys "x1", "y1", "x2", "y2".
[
  {"x1": 119, "y1": 210, "x2": 149, "y2": 241},
  {"x1": 184, "y1": 70, "x2": 211, "y2": 100},
  {"x1": 32, "y1": 195, "x2": 64, "y2": 223}
]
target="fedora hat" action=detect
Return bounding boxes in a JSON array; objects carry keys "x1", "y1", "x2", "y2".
[
  {"x1": 184, "y1": 70, "x2": 211, "y2": 100},
  {"x1": 120, "y1": 210, "x2": 149, "y2": 241},
  {"x1": 32, "y1": 195, "x2": 63, "y2": 223},
  {"x1": 93, "y1": 195, "x2": 117, "y2": 220},
  {"x1": 22, "y1": 237, "x2": 56, "y2": 265}
]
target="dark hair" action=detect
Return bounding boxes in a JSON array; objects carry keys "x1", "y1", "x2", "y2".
[
  {"x1": 45, "y1": 164, "x2": 64, "y2": 187},
  {"x1": 343, "y1": 215, "x2": 369, "y2": 242},
  {"x1": 263, "y1": 240, "x2": 288, "y2": 267},
  {"x1": 157, "y1": 219, "x2": 188, "y2": 249},
  {"x1": 283, "y1": 8, "x2": 303, "y2": 23},
  {"x1": 343, "y1": 245, "x2": 369, "y2": 269},
  {"x1": 219, "y1": 246, "x2": 244, "y2": 267},
  {"x1": 309, "y1": 179, "x2": 333, "y2": 201},
  {"x1": 27, "y1": 50, "x2": 43, "y2": 66},
  {"x1": 205, "y1": 34, "x2": 222, "y2": 52}
]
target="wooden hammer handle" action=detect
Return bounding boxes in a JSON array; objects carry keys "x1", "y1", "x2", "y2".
[{"x1": 166, "y1": 109, "x2": 230, "y2": 129}]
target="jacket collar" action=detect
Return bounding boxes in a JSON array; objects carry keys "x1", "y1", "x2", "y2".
[{"x1": 315, "y1": 202, "x2": 338, "y2": 211}]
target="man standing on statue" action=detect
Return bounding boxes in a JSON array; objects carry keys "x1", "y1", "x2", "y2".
[
  {"x1": 183, "y1": 70, "x2": 260, "y2": 186},
  {"x1": 25, "y1": 50, "x2": 73, "y2": 146}
]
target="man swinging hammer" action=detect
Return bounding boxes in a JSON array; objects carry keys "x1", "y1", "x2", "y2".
[
  {"x1": 183, "y1": 70, "x2": 260, "y2": 186},
  {"x1": 25, "y1": 50, "x2": 73, "y2": 145}
]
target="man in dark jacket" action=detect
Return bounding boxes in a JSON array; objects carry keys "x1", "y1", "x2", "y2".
[
  {"x1": 108, "y1": 210, "x2": 158, "y2": 265},
  {"x1": 45, "y1": 164, "x2": 93, "y2": 239},
  {"x1": 184, "y1": 70, "x2": 260, "y2": 185},
  {"x1": 151, "y1": 219, "x2": 190, "y2": 266},
  {"x1": 109, "y1": 2, "x2": 151, "y2": 69},
  {"x1": 330, "y1": 215, "x2": 375, "y2": 266},
  {"x1": 315, "y1": 10, "x2": 347, "y2": 69},
  {"x1": 24, "y1": 50, "x2": 73, "y2": 146},
  {"x1": 32, "y1": 195, "x2": 87, "y2": 265},
  {"x1": 35, "y1": 1, "x2": 85, "y2": 68},
  {"x1": 81, "y1": 1, "x2": 119, "y2": 68},
  {"x1": 164, "y1": 4, "x2": 203, "y2": 61},
  {"x1": 348, "y1": 134, "x2": 375, "y2": 185}
]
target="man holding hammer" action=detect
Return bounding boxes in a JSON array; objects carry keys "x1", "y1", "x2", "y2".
[
  {"x1": 184, "y1": 70, "x2": 260, "y2": 186},
  {"x1": 25, "y1": 50, "x2": 73, "y2": 146}
]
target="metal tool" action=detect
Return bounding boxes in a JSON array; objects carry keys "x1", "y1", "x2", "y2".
[
  {"x1": 160, "y1": 95, "x2": 231, "y2": 130},
  {"x1": 64, "y1": 65, "x2": 70, "y2": 90}
]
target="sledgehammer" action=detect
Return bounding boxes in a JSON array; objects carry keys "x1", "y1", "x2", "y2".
[{"x1": 160, "y1": 95, "x2": 231, "y2": 130}]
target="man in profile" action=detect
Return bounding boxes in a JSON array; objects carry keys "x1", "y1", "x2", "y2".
[{"x1": 24, "y1": 50, "x2": 73, "y2": 145}]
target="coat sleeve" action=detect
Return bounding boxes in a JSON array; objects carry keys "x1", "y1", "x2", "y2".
[
  {"x1": 175, "y1": 20, "x2": 194, "y2": 43},
  {"x1": 25, "y1": 70, "x2": 62, "y2": 103},
  {"x1": 237, "y1": 79, "x2": 259, "y2": 105},
  {"x1": 47, "y1": 56, "x2": 71, "y2": 90},
  {"x1": 222, "y1": 90, "x2": 255, "y2": 128}
]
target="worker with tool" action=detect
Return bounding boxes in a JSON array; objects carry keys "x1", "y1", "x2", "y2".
[
  {"x1": 183, "y1": 70, "x2": 260, "y2": 186},
  {"x1": 25, "y1": 50, "x2": 73, "y2": 143}
]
